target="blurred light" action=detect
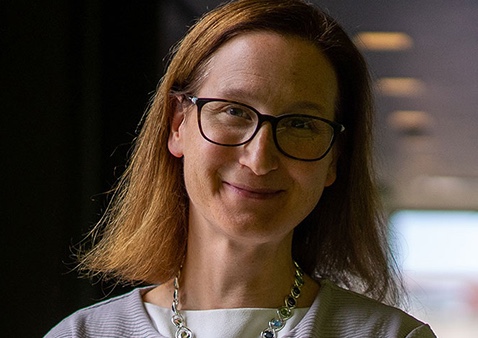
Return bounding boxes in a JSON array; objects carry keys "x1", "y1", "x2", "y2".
[
  {"x1": 354, "y1": 32, "x2": 413, "y2": 51},
  {"x1": 415, "y1": 175, "x2": 478, "y2": 193},
  {"x1": 388, "y1": 110, "x2": 433, "y2": 133},
  {"x1": 418, "y1": 175, "x2": 468, "y2": 191},
  {"x1": 390, "y1": 209, "x2": 478, "y2": 338},
  {"x1": 391, "y1": 209, "x2": 478, "y2": 273},
  {"x1": 376, "y1": 77, "x2": 426, "y2": 97}
]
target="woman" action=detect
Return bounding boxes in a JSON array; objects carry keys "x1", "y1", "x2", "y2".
[{"x1": 46, "y1": 0, "x2": 435, "y2": 337}]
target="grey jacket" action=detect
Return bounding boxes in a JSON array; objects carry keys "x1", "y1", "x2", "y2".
[{"x1": 45, "y1": 279, "x2": 436, "y2": 337}]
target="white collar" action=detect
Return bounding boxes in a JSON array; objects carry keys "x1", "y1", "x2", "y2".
[{"x1": 144, "y1": 302, "x2": 310, "y2": 338}]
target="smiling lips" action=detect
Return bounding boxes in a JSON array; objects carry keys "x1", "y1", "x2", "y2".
[{"x1": 224, "y1": 181, "x2": 284, "y2": 199}]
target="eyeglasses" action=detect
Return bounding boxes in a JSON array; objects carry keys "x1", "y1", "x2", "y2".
[{"x1": 188, "y1": 96, "x2": 345, "y2": 161}]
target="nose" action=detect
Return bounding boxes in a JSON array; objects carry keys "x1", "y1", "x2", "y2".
[{"x1": 238, "y1": 123, "x2": 279, "y2": 175}]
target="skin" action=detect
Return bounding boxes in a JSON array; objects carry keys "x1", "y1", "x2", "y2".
[{"x1": 144, "y1": 31, "x2": 339, "y2": 311}]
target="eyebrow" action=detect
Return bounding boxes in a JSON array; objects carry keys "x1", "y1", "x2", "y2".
[
  {"x1": 213, "y1": 88, "x2": 328, "y2": 114},
  {"x1": 287, "y1": 101, "x2": 326, "y2": 113},
  {"x1": 215, "y1": 87, "x2": 256, "y2": 101}
]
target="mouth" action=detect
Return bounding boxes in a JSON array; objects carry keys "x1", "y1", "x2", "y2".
[{"x1": 224, "y1": 182, "x2": 284, "y2": 199}]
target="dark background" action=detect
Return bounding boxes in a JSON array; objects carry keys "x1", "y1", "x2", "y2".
[{"x1": 2, "y1": 1, "x2": 207, "y2": 336}]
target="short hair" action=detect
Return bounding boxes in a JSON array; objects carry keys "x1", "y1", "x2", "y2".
[{"x1": 80, "y1": 0, "x2": 402, "y2": 305}]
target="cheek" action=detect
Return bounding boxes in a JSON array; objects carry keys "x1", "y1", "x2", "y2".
[
  {"x1": 292, "y1": 162, "x2": 333, "y2": 208},
  {"x1": 181, "y1": 137, "x2": 231, "y2": 196},
  {"x1": 300, "y1": 178, "x2": 326, "y2": 209}
]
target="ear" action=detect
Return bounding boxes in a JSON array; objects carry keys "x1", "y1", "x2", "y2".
[
  {"x1": 324, "y1": 150, "x2": 338, "y2": 187},
  {"x1": 168, "y1": 98, "x2": 187, "y2": 158}
]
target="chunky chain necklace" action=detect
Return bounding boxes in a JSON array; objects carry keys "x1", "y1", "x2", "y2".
[{"x1": 171, "y1": 261, "x2": 305, "y2": 338}]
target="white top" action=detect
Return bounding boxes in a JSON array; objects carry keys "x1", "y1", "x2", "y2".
[{"x1": 144, "y1": 302, "x2": 310, "y2": 338}]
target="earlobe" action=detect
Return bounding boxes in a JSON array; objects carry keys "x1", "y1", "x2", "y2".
[
  {"x1": 168, "y1": 98, "x2": 186, "y2": 158},
  {"x1": 324, "y1": 163, "x2": 337, "y2": 187},
  {"x1": 324, "y1": 152, "x2": 338, "y2": 187}
]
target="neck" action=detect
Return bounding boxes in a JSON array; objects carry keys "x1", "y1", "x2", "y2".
[
  {"x1": 142, "y1": 217, "x2": 320, "y2": 310},
  {"x1": 179, "y1": 236, "x2": 297, "y2": 309}
]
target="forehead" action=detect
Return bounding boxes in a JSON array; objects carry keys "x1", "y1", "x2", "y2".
[{"x1": 197, "y1": 31, "x2": 338, "y2": 114}]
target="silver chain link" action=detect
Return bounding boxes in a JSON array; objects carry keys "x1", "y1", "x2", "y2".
[{"x1": 170, "y1": 261, "x2": 304, "y2": 338}]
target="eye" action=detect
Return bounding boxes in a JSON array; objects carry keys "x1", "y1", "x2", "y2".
[
  {"x1": 278, "y1": 116, "x2": 333, "y2": 139},
  {"x1": 291, "y1": 119, "x2": 312, "y2": 129},
  {"x1": 224, "y1": 106, "x2": 252, "y2": 120},
  {"x1": 283, "y1": 117, "x2": 317, "y2": 131},
  {"x1": 202, "y1": 101, "x2": 256, "y2": 127}
]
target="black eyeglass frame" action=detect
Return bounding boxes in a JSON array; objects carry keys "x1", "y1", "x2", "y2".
[{"x1": 188, "y1": 96, "x2": 345, "y2": 162}]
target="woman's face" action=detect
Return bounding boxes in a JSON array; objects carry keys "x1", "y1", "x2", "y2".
[{"x1": 168, "y1": 31, "x2": 339, "y2": 245}]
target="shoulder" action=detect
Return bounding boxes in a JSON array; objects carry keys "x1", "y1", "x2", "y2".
[
  {"x1": 44, "y1": 286, "x2": 161, "y2": 338},
  {"x1": 293, "y1": 279, "x2": 436, "y2": 337}
]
